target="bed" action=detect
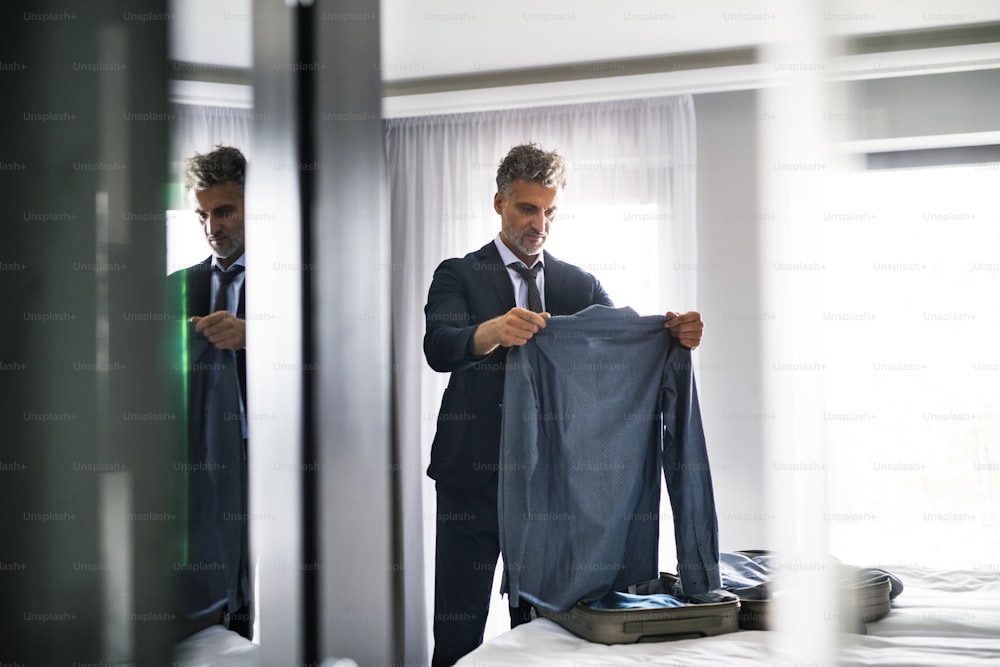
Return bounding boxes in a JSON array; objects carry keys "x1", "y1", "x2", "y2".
[{"x1": 456, "y1": 567, "x2": 1000, "y2": 666}]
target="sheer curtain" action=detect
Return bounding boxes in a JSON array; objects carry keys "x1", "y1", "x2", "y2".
[
  {"x1": 167, "y1": 104, "x2": 253, "y2": 273},
  {"x1": 170, "y1": 104, "x2": 253, "y2": 187},
  {"x1": 384, "y1": 96, "x2": 697, "y2": 661}
]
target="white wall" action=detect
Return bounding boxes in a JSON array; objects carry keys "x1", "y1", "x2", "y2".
[
  {"x1": 169, "y1": 0, "x2": 251, "y2": 67},
  {"x1": 378, "y1": 0, "x2": 1000, "y2": 81},
  {"x1": 694, "y1": 90, "x2": 769, "y2": 551}
]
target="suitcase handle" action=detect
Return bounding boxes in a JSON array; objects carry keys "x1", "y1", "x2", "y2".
[{"x1": 623, "y1": 615, "x2": 723, "y2": 638}]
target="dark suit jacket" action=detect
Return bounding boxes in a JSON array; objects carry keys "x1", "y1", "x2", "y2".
[
  {"x1": 168, "y1": 257, "x2": 250, "y2": 624},
  {"x1": 174, "y1": 257, "x2": 247, "y2": 405},
  {"x1": 423, "y1": 241, "x2": 612, "y2": 490}
]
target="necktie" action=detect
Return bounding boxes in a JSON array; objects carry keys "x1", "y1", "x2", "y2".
[
  {"x1": 212, "y1": 265, "x2": 244, "y2": 314},
  {"x1": 508, "y1": 262, "x2": 543, "y2": 313}
]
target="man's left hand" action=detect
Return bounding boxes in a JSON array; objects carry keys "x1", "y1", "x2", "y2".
[
  {"x1": 191, "y1": 311, "x2": 246, "y2": 350},
  {"x1": 665, "y1": 311, "x2": 703, "y2": 350}
]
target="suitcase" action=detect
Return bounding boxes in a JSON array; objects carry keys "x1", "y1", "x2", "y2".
[
  {"x1": 727, "y1": 573, "x2": 893, "y2": 630},
  {"x1": 847, "y1": 568, "x2": 896, "y2": 623},
  {"x1": 717, "y1": 551, "x2": 901, "y2": 631},
  {"x1": 538, "y1": 573, "x2": 740, "y2": 644}
]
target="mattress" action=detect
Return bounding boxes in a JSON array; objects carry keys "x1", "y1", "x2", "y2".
[{"x1": 456, "y1": 567, "x2": 1000, "y2": 666}]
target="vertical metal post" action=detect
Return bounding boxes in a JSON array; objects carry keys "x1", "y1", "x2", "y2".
[
  {"x1": 249, "y1": 0, "x2": 306, "y2": 662},
  {"x1": 312, "y1": 0, "x2": 399, "y2": 664},
  {"x1": 250, "y1": 1, "x2": 398, "y2": 664}
]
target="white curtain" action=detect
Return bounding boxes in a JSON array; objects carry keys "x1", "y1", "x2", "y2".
[
  {"x1": 170, "y1": 103, "x2": 253, "y2": 191},
  {"x1": 384, "y1": 96, "x2": 698, "y2": 662}
]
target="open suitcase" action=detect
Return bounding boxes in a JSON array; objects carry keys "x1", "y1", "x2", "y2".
[
  {"x1": 538, "y1": 572, "x2": 740, "y2": 644},
  {"x1": 711, "y1": 551, "x2": 902, "y2": 631},
  {"x1": 539, "y1": 552, "x2": 902, "y2": 643},
  {"x1": 733, "y1": 571, "x2": 897, "y2": 630}
]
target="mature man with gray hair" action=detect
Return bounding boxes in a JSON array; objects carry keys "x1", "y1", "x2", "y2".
[
  {"x1": 170, "y1": 145, "x2": 253, "y2": 641},
  {"x1": 423, "y1": 143, "x2": 704, "y2": 665}
]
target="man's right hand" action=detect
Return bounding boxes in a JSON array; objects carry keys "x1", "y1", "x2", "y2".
[
  {"x1": 473, "y1": 307, "x2": 550, "y2": 356},
  {"x1": 191, "y1": 311, "x2": 246, "y2": 351}
]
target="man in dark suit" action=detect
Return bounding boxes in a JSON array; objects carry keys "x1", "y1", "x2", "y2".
[
  {"x1": 423, "y1": 143, "x2": 704, "y2": 665},
  {"x1": 170, "y1": 145, "x2": 252, "y2": 640}
]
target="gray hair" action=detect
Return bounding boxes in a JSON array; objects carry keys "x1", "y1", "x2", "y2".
[
  {"x1": 495, "y1": 143, "x2": 567, "y2": 196},
  {"x1": 184, "y1": 145, "x2": 246, "y2": 196}
]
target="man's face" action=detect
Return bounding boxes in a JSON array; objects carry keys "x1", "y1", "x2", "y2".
[
  {"x1": 495, "y1": 179, "x2": 558, "y2": 265},
  {"x1": 194, "y1": 181, "x2": 245, "y2": 267}
]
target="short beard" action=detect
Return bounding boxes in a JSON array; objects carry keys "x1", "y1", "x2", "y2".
[
  {"x1": 501, "y1": 228, "x2": 544, "y2": 261},
  {"x1": 209, "y1": 232, "x2": 244, "y2": 260}
]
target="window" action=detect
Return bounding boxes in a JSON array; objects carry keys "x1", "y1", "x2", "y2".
[
  {"x1": 166, "y1": 209, "x2": 206, "y2": 275},
  {"x1": 820, "y1": 163, "x2": 1000, "y2": 569},
  {"x1": 545, "y1": 203, "x2": 663, "y2": 315}
]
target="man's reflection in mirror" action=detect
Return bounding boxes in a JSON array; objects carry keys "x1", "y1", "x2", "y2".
[{"x1": 169, "y1": 145, "x2": 252, "y2": 640}]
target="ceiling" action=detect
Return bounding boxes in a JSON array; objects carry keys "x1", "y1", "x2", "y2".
[{"x1": 170, "y1": 0, "x2": 1000, "y2": 80}]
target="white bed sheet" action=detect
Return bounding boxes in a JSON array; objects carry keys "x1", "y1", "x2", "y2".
[{"x1": 457, "y1": 567, "x2": 1000, "y2": 666}]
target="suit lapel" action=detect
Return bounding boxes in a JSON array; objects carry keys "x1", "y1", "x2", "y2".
[
  {"x1": 187, "y1": 257, "x2": 213, "y2": 318},
  {"x1": 541, "y1": 250, "x2": 568, "y2": 314},
  {"x1": 476, "y1": 242, "x2": 516, "y2": 313},
  {"x1": 237, "y1": 280, "x2": 246, "y2": 319}
]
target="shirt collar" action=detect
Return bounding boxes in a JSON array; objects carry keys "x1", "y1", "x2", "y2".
[
  {"x1": 212, "y1": 253, "x2": 246, "y2": 272},
  {"x1": 494, "y1": 234, "x2": 543, "y2": 270}
]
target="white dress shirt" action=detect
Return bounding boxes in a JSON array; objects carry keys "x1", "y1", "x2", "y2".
[{"x1": 494, "y1": 234, "x2": 546, "y2": 312}]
